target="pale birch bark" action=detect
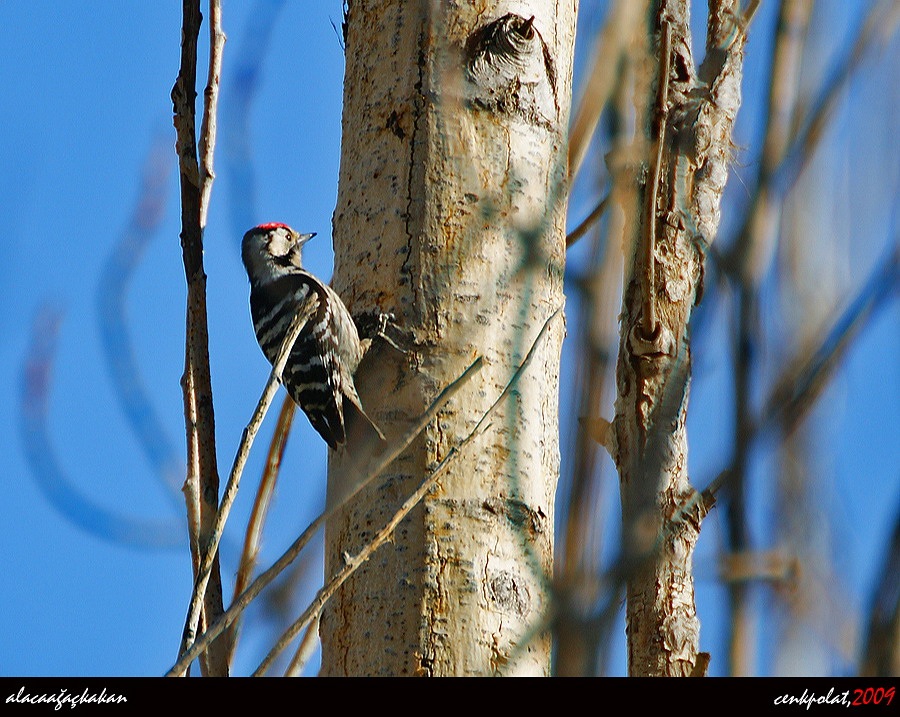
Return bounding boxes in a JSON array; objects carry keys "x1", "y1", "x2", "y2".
[
  {"x1": 320, "y1": 0, "x2": 577, "y2": 676},
  {"x1": 609, "y1": 0, "x2": 747, "y2": 676}
]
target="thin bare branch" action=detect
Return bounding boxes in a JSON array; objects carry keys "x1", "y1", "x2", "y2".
[
  {"x1": 283, "y1": 617, "x2": 320, "y2": 677},
  {"x1": 199, "y1": 0, "x2": 225, "y2": 228},
  {"x1": 176, "y1": 299, "x2": 315, "y2": 671},
  {"x1": 566, "y1": 194, "x2": 610, "y2": 248},
  {"x1": 225, "y1": 395, "x2": 295, "y2": 666},
  {"x1": 171, "y1": 0, "x2": 228, "y2": 676}
]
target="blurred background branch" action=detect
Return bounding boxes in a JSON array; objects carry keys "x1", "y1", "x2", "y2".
[{"x1": 20, "y1": 306, "x2": 183, "y2": 548}]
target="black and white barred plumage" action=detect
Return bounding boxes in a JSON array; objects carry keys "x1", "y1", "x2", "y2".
[{"x1": 241, "y1": 223, "x2": 384, "y2": 450}]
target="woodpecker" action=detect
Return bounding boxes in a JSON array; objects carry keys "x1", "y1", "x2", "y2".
[{"x1": 241, "y1": 222, "x2": 385, "y2": 450}]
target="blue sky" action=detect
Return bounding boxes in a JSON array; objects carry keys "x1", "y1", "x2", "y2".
[
  {"x1": 1, "y1": 1, "x2": 897, "y2": 677},
  {"x1": 1, "y1": 0, "x2": 348, "y2": 676}
]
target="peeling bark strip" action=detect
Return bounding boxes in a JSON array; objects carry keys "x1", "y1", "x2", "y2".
[
  {"x1": 611, "y1": 0, "x2": 747, "y2": 676},
  {"x1": 322, "y1": 0, "x2": 577, "y2": 676}
]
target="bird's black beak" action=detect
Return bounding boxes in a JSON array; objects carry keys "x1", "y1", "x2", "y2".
[{"x1": 296, "y1": 232, "x2": 316, "y2": 247}]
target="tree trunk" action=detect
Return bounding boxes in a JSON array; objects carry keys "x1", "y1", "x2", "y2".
[
  {"x1": 610, "y1": 0, "x2": 746, "y2": 676},
  {"x1": 320, "y1": 0, "x2": 577, "y2": 676}
]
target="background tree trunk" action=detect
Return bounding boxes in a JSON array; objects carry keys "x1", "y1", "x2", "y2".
[
  {"x1": 610, "y1": 0, "x2": 746, "y2": 676},
  {"x1": 320, "y1": 0, "x2": 577, "y2": 676}
]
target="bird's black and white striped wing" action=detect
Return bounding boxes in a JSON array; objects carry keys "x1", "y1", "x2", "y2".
[{"x1": 250, "y1": 273, "x2": 347, "y2": 448}]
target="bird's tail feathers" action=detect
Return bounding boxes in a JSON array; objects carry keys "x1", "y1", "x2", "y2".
[{"x1": 343, "y1": 397, "x2": 386, "y2": 451}]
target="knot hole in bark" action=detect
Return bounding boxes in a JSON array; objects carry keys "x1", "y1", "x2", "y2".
[
  {"x1": 466, "y1": 13, "x2": 535, "y2": 66},
  {"x1": 488, "y1": 569, "x2": 531, "y2": 617},
  {"x1": 464, "y1": 13, "x2": 558, "y2": 122}
]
